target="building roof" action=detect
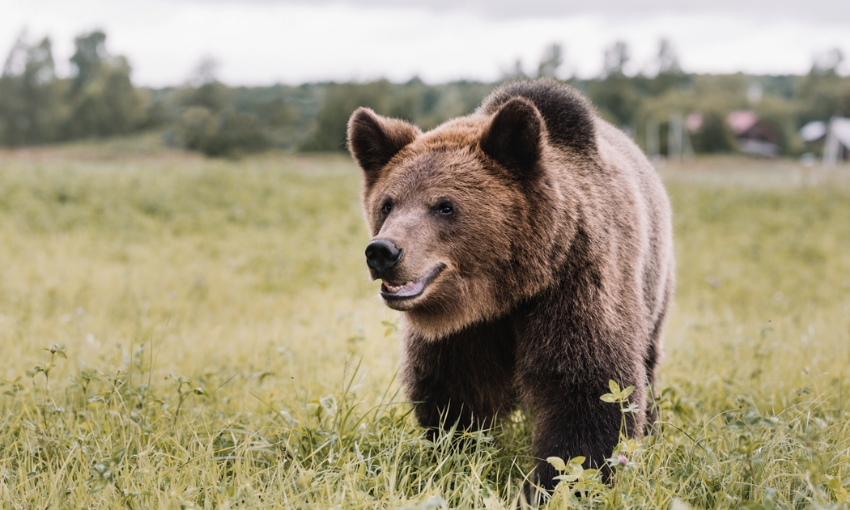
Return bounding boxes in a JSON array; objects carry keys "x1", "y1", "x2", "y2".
[
  {"x1": 800, "y1": 121, "x2": 827, "y2": 142},
  {"x1": 727, "y1": 110, "x2": 759, "y2": 135},
  {"x1": 801, "y1": 118, "x2": 850, "y2": 148}
]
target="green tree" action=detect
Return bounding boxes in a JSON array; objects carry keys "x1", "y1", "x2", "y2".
[
  {"x1": 603, "y1": 40, "x2": 630, "y2": 78},
  {"x1": 588, "y1": 41, "x2": 639, "y2": 127},
  {"x1": 178, "y1": 81, "x2": 230, "y2": 112},
  {"x1": 178, "y1": 56, "x2": 229, "y2": 112},
  {"x1": 0, "y1": 32, "x2": 64, "y2": 146},
  {"x1": 810, "y1": 47, "x2": 844, "y2": 77},
  {"x1": 172, "y1": 55, "x2": 274, "y2": 156},
  {"x1": 796, "y1": 48, "x2": 850, "y2": 124},
  {"x1": 69, "y1": 30, "x2": 106, "y2": 94},
  {"x1": 61, "y1": 30, "x2": 148, "y2": 139},
  {"x1": 301, "y1": 81, "x2": 393, "y2": 151},
  {"x1": 646, "y1": 39, "x2": 688, "y2": 97},
  {"x1": 65, "y1": 55, "x2": 144, "y2": 138},
  {"x1": 537, "y1": 43, "x2": 564, "y2": 79}
]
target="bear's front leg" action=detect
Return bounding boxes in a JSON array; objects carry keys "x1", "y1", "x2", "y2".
[
  {"x1": 401, "y1": 316, "x2": 517, "y2": 434},
  {"x1": 516, "y1": 363, "x2": 647, "y2": 503}
]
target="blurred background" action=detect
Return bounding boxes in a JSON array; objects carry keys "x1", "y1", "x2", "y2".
[{"x1": 2, "y1": 0, "x2": 849, "y2": 160}]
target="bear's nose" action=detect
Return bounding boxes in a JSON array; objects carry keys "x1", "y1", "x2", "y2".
[{"x1": 365, "y1": 239, "x2": 402, "y2": 274}]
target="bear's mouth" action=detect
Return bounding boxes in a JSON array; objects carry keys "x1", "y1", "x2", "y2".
[{"x1": 380, "y1": 264, "x2": 446, "y2": 301}]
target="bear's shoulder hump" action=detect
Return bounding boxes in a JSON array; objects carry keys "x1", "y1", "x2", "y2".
[{"x1": 479, "y1": 78, "x2": 597, "y2": 156}]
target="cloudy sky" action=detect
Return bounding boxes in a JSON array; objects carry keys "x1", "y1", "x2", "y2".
[{"x1": 2, "y1": 0, "x2": 849, "y2": 86}]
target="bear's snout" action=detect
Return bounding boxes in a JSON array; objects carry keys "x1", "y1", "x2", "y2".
[{"x1": 365, "y1": 238, "x2": 402, "y2": 276}]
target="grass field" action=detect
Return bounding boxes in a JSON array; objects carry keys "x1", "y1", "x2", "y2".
[{"x1": 1, "y1": 140, "x2": 849, "y2": 509}]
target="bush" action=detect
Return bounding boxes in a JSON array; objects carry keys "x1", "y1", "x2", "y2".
[
  {"x1": 300, "y1": 81, "x2": 393, "y2": 152},
  {"x1": 177, "y1": 106, "x2": 271, "y2": 157},
  {"x1": 691, "y1": 110, "x2": 737, "y2": 153}
]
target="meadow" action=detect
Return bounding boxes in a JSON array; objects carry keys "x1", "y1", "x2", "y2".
[{"x1": 0, "y1": 139, "x2": 849, "y2": 509}]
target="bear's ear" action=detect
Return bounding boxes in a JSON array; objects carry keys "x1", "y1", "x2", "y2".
[
  {"x1": 480, "y1": 97, "x2": 544, "y2": 179},
  {"x1": 347, "y1": 108, "x2": 420, "y2": 182}
]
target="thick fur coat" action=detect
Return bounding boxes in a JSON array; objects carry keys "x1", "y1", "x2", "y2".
[{"x1": 347, "y1": 78, "x2": 675, "y2": 498}]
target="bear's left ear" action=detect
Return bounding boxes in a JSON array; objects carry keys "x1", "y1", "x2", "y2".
[
  {"x1": 480, "y1": 97, "x2": 544, "y2": 179},
  {"x1": 347, "y1": 108, "x2": 421, "y2": 184}
]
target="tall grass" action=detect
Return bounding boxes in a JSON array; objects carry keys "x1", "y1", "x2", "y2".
[{"x1": 0, "y1": 145, "x2": 848, "y2": 508}]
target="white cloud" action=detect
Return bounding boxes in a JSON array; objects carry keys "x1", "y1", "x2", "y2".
[{"x1": 1, "y1": 0, "x2": 848, "y2": 86}]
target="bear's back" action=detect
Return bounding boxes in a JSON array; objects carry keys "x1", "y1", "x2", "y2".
[
  {"x1": 481, "y1": 80, "x2": 674, "y2": 330},
  {"x1": 478, "y1": 78, "x2": 597, "y2": 156}
]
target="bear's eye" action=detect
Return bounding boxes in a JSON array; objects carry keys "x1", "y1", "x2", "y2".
[
  {"x1": 436, "y1": 202, "x2": 454, "y2": 216},
  {"x1": 381, "y1": 202, "x2": 393, "y2": 215}
]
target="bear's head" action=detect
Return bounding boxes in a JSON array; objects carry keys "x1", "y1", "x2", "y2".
[{"x1": 348, "y1": 97, "x2": 575, "y2": 339}]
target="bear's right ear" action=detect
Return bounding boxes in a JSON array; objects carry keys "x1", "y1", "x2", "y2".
[{"x1": 347, "y1": 108, "x2": 420, "y2": 182}]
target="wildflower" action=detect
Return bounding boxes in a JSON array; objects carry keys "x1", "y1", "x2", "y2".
[{"x1": 618, "y1": 455, "x2": 628, "y2": 465}]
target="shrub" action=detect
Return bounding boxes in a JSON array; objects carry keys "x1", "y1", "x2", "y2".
[{"x1": 176, "y1": 106, "x2": 271, "y2": 157}]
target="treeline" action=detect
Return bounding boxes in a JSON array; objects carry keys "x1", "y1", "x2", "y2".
[
  {"x1": 2, "y1": 31, "x2": 849, "y2": 158},
  {"x1": 0, "y1": 31, "x2": 152, "y2": 146}
]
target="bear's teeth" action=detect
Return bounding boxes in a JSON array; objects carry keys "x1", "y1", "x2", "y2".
[{"x1": 384, "y1": 281, "x2": 413, "y2": 293}]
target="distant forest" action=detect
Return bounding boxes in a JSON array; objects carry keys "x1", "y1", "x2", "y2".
[{"x1": 1, "y1": 30, "x2": 849, "y2": 157}]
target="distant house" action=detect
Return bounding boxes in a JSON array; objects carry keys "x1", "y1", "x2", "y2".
[
  {"x1": 800, "y1": 118, "x2": 850, "y2": 164},
  {"x1": 726, "y1": 110, "x2": 781, "y2": 157}
]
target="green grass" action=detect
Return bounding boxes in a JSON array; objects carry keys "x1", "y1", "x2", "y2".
[{"x1": 1, "y1": 143, "x2": 849, "y2": 508}]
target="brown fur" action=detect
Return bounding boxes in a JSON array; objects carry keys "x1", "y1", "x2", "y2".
[{"x1": 347, "y1": 78, "x2": 675, "y2": 500}]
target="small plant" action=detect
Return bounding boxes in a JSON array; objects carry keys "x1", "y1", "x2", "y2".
[
  {"x1": 600, "y1": 379, "x2": 640, "y2": 442},
  {"x1": 69, "y1": 368, "x2": 101, "y2": 400},
  {"x1": 27, "y1": 344, "x2": 67, "y2": 394},
  {"x1": 726, "y1": 408, "x2": 776, "y2": 494},
  {"x1": 601, "y1": 380, "x2": 645, "y2": 474},
  {"x1": 168, "y1": 373, "x2": 206, "y2": 428},
  {"x1": 89, "y1": 448, "x2": 127, "y2": 493},
  {"x1": 546, "y1": 456, "x2": 607, "y2": 506}
]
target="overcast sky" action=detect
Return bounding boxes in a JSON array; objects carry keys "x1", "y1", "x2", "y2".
[{"x1": 2, "y1": 0, "x2": 849, "y2": 86}]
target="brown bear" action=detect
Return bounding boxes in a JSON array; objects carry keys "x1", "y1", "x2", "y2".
[{"x1": 347, "y1": 78, "x2": 674, "y2": 499}]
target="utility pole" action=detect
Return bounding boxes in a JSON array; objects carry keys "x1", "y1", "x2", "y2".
[
  {"x1": 668, "y1": 113, "x2": 683, "y2": 163},
  {"x1": 823, "y1": 117, "x2": 840, "y2": 166},
  {"x1": 646, "y1": 118, "x2": 660, "y2": 162}
]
